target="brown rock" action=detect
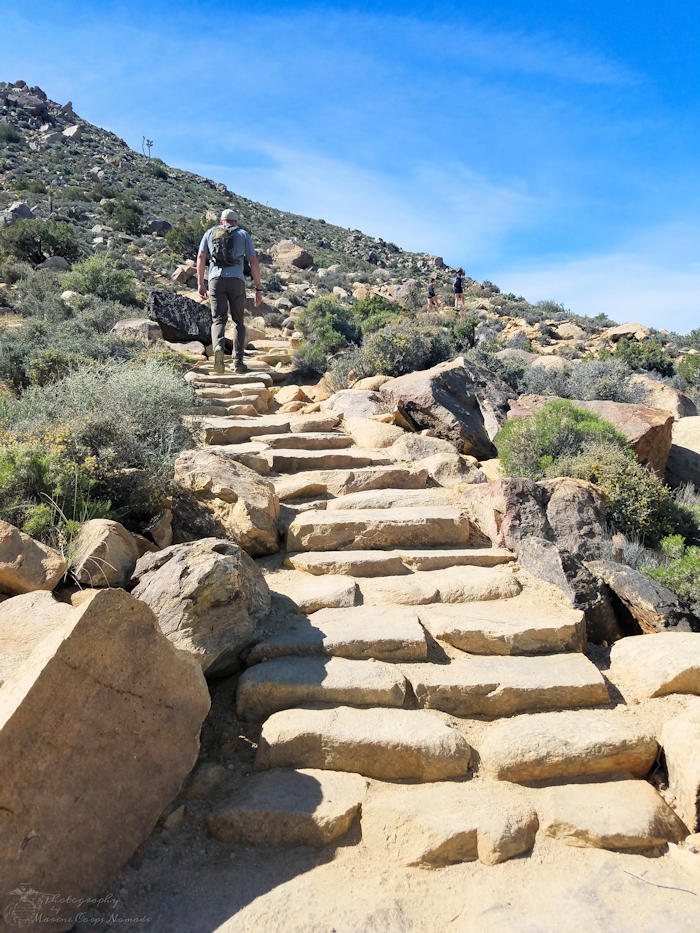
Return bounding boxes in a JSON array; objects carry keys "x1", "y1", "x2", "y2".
[
  {"x1": 131, "y1": 538, "x2": 271, "y2": 676},
  {"x1": 665, "y1": 415, "x2": 700, "y2": 488},
  {"x1": 630, "y1": 374, "x2": 697, "y2": 420},
  {"x1": 609, "y1": 632, "x2": 700, "y2": 700},
  {"x1": 111, "y1": 318, "x2": 162, "y2": 343},
  {"x1": 0, "y1": 520, "x2": 67, "y2": 595},
  {"x1": 662, "y1": 710, "x2": 700, "y2": 832},
  {"x1": 271, "y1": 239, "x2": 314, "y2": 269},
  {"x1": 173, "y1": 448, "x2": 280, "y2": 555},
  {"x1": 70, "y1": 518, "x2": 143, "y2": 587},
  {"x1": 0, "y1": 589, "x2": 210, "y2": 926}
]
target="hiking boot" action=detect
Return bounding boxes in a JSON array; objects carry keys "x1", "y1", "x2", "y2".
[
  {"x1": 234, "y1": 359, "x2": 248, "y2": 373},
  {"x1": 213, "y1": 346, "x2": 225, "y2": 374}
]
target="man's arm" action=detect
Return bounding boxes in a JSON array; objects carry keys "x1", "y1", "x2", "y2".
[
  {"x1": 197, "y1": 250, "x2": 208, "y2": 298},
  {"x1": 249, "y1": 255, "x2": 263, "y2": 307}
]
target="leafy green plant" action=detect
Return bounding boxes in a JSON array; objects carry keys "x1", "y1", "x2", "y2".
[
  {"x1": 0, "y1": 219, "x2": 81, "y2": 264},
  {"x1": 61, "y1": 254, "x2": 139, "y2": 304},
  {"x1": 362, "y1": 321, "x2": 453, "y2": 377},
  {"x1": 102, "y1": 198, "x2": 143, "y2": 235},
  {"x1": 0, "y1": 124, "x2": 22, "y2": 144},
  {"x1": 607, "y1": 338, "x2": 675, "y2": 377},
  {"x1": 678, "y1": 353, "x2": 700, "y2": 388},
  {"x1": 165, "y1": 218, "x2": 208, "y2": 259},
  {"x1": 646, "y1": 536, "x2": 700, "y2": 614},
  {"x1": 351, "y1": 294, "x2": 405, "y2": 334}
]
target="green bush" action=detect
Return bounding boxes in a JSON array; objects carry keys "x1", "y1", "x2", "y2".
[
  {"x1": 0, "y1": 124, "x2": 22, "y2": 145},
  {"x1": 608, "y1": 338, "x2": 675, "y2": 377},
  {"x1": 0, "y1": 219, "x2": 81, "y2": 265},
  {"x1": 61, "y1": 254, "x2": 139, "y2": 304},
  {"x1": 351, "y1": 295, "x2": 405, "y2": 334},
  {"x1": 362, "y1": 321, "x2": 453, "y2": 377},
  {"x1": 452, "y1": 315, "x2": 478, "y2": 350},
  {"x1": 495, "y1": 399, "x2": 629, "y2": 480},
  {"x1": 102, "y1": 198, "x2": 143, "y2": 235},
  {"x1": 646, "y1": 536, "x2": 700, "y2": 614},
  {"x1": 89, "y1": 182, "x2": 117, "y2": 201},
  {"x1": 145, "y1": 160, "x2": 168, "y2": 180},
  {"x1": 294, "y1": 296, "x2": 362, "y2": 372},
  {"x1": 26, "y1": 179, "x2": 47, "y2": 194},
  {"x1": 165, "y1": 218, "x2": 208, "y2": 259},
  {"x1": 678, "y1": 354, "x2": 700, "y2": 388}
]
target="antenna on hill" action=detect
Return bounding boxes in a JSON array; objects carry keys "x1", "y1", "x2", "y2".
[{"x1": 142, "y1": 136, "x2": 154, "y2": 158}]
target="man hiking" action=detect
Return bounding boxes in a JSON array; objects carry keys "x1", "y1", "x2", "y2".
[
  {"x1": 197, "y1": 208, "x2": 263, "y2": 373},
  {"x1": 453, "y1": 268, "x2": 465, "y2": 311}
]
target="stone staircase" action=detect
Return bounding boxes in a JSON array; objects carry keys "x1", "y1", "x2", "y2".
[{"x1": 180, "y1": 333, "x2": 693, "y2": 866}]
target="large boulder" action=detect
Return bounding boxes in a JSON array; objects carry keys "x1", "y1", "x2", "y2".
[
  {"x1": 602, "y1": 322, "x2": 651, "y2": 342},
  {"x1": 171, "y1": 261, "x2": 197, "y2": 285},
  {"x1": 586, "y1": 559, "x2": 699, "y2": 633},
  {"x1": 665, "y1": 415, "x2": 700, "y2": 489},
  {"x1": 320, "y1": 390, "x2": 389, "y2": 420},
  {"x1": 131, "y1": 538, "x2": 271, "y2": 676},
  {"x1": 0, "y1": 520, "x2": 67, "y2": 595},
  {"x1": 147, "y1": 288, "x2": 210, "y2": 343},
  {"x1": 0, "y1": 589, "x2": 210, "y2": 928},
  {"x1": 379, "y1": 357, "x2": 513, "y2": 460},
  {"x1": 0, "y1": 200, "x2": 33, "y2": 224},
  {"x1": 662, "y1": 710, "x2": 700, "y2": 833},
  {"x1": 271, "y1": 239, "x2": 314, "y2": 269},
  {"x1": 630, "y1": 374, "x2": 697, "y2": 420},
  {"x1": 173, "y1": 449, "x2": 280, "y2": 555},
  {"x1": 508, "y1": 396, "x2": 674, "y2": 476},
  {"x1": 70, "y1": 518, "x2": 147, "y2": 588},
  {"x1": 111, "y1": 318, "x2": 162, "y2": 343},
  {"x1": 461, "y1": 477, "x2": 607, "y2": 561}
]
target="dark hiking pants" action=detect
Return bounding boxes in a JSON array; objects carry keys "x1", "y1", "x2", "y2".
[{"x1": 210, "y1": 276, "x2": 246, "y2": 362}]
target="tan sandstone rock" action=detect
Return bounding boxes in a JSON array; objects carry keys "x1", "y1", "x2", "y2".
[
  {"x1": 70, "y1": 518, "x2": 144, "y2": 587},
  {"x1": 0, "y1": 589, "x2": 210, "y2": 925},
  {"x1": 662, "y1": 710, "x2": 700, "y2": 832},
  {"x1": 0, "y1": 520, "x2": 67, "y2": 595},
  {"x1": 665, "y1": 415, "x2": 700, "y2": 488},
  {"x1": 630, "y1": 374, "x2": 697, "y2": 420},
  {"x1": 207, "y1": 768, "x2": 367, "y2": 847},
  {"x1": 609, "y1": 633, "x2": 700, "y2": 700},
  {"x1": 173, "y1": 448, "x2": 280, "y2": 555},
  {"x1": 131, "y1": 538, "x2": 271, "y2": 676},
  {"x1": 342, "y1": 416, "x2": 406, "y2": 449},
  {"x1": 539, "y1": 780, "x2": 687, "y2": 852}
]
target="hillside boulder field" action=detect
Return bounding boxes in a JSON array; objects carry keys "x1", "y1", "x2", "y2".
[{"x1": 1, "y1": 80, "x2": 700, "y2": 931}]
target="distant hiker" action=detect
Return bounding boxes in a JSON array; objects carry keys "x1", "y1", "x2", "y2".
[
  {"x1": 427, "y1": 278, "x2": 439, "y2": 309},
  {"x1": 197, "y1": 208, "x2": 263, "y2": 374},
  {"x1": 453, "y1": 268, "x2": 465, "y2": 311}
]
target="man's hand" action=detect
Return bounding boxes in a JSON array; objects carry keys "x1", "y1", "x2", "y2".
[
  {"x1": 254, "y1": 289, "x2": 263, "y2": 308},
  {"x1": 198, "y1": 282, "x2": 208, "y2": 299}
]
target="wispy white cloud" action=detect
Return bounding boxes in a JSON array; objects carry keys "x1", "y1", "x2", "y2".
[{"x1": 492, "y1": 221, "x2": 700, "y2": 333}]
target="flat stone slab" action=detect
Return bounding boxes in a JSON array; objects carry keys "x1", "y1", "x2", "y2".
[
  {"x1": 256, "y1": 432, "x2": 353, "y2": 450},
  {"x1": 186, "y1": 371, "x2": 273, "y2": 387},
  {"x1": 479, "y1": 709, "x2": 658, "y2": 782},
  {"x1": 286, "y1": 548, "x2": 514, "y2": 577},
  {"x1": 325, "y1": 488, "x2": 456, "y2": 510},
  {"x1": 268, "y1": 448, "x2": 396, "y2": 473},
  {"x1": 247, "y1": 607, "x2": 428, "y2": 663},
  {"x1": 418, "y1": 597, "x2": 585, "y2": 655},
  {"x1": 207, "y1": 768, "x2": 367, "y2": 847},
  {"x1": 286, "y1": 508, "x2": 470, "y2": 551},
  {"x1": 359, "y1": 566, "x2": 521, "y2": 606},
  {"x1": 274, "y1": 467, "x2": 429, "y2": 501},
  {"x1": 236, "y1": 656, "x2": 408, "y2": 720},
  {"x1": 362, "y1": 781, "x2": 538, "y2": 867},
  {"x1": 197, "y1": 442, "x2": 271, "y2": 475},
  {"x1": 538, "y1": 780, "x2": 688, "y2": 852},
  {"x1": 288, "y1": 415, "x2": 341, "y2": 433},
  {"x1": 268, "y1": 570, "x2": 358, "y2": 613},
  {"x1": 662, "y1": 710, "x2": 700, "y2": 833},
  {"x1": 609, "y1": 633, "x2": 700, "y2": 699},
  {"x1": 404, "y1": 653, "x2": 609, "y2": 717},
  {"x1": 195, "y1": 385, "x2": 270, "y2": 399},
  {"x1": 256, "y1": 706, "x2": 472, "y2": 781},
  {"x1": 195, "y1": 415, "x2": 291, "y2": 445}
]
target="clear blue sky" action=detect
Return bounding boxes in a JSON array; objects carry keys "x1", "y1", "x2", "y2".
[{"x1": 3, "y1": 0, "x2": 700, "y2": 332}]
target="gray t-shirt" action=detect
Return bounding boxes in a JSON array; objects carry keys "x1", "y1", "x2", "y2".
[{"x1": 198, "y1": 224, "x2": 256, "y2": 281}]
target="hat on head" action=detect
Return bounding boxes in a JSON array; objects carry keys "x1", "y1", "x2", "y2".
[{"x1": 220, "y1": 209, "x2": 237, "y2": 222}]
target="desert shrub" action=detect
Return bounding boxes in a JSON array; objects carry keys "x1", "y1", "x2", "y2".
[
  {"x1": 352, "y1": 295, "x2": 405, "y2": 334},
  {"x1": 678, "y1": 354, "x2": 700, "y2": 389},
  {"x1": 0, "y1": 219, "x2": 81, "y2": 264},
  {"x1": 263, "y1": 311, "x2": 285, "y2": 328},
  {"x1": 567, "y1": 359, "x2": 641, "y2": 402},
  {"x1": 646, "y1": 536, "x2": 700, "y2": 614},
  {"x1": 297, "y1": 296, "x2": 361, "y2": 352},
  {"x1": 89, "y1": 182, "x2": 117, "y2": 201},
  {"x1": 327, "y1": 347, "x2": 376, "y2": 391},
  {"x1": 466, "y1": 347, "x2": 526, "y2": 391},
  {"x1": 25, "y1": 348, "x2": 93, "y2": 386},
  {"x1": 520, "y1": 364, "x2": 571, "y2": 398},
  {"x1": 292, "y1": 341, "x2": 328, "y2": 375},
  {"x1": 263, "y1": 272, "x2": 285, "y2": 293},
  {"x1": 609, "y1": 338, "x2": 675, "y2": 377},
  {"x1": 362, "y1": 321, "x2": 453, "y2": 377},
  {"x1": 165, "y1": 218, "x2": 208, "y2": 259},
  {"x1": 10, "y1": 270, "x2": 68, "y2": 321},
  {"x1": 61, "y1": 254, "x2": 139, "y2": 304},
  {"x1": 0, "y1": 257, "x2": 32, "y2": 285},
  {"x1": 146, "y1": 160, "x2": 168, "y2": 180},
  {"x1": 0, "y1": 124, "x2": 22, "y2": 144},
  {"x1": 102, "y1": 198, "x2": 143, "y2": 235},
  {"x1": 548, "y1": 442, "x2": 692, "y2": 545},
  {"x1": 452, "y1": 315, "x2": 478, "y2": 351},
  {"x1": 495, "y1": 400, "x2": 629, "y2": 480}
]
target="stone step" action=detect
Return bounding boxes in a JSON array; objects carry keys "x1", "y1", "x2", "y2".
[
  {"x1": 402, "y1": 653, "x2": 609, "y2": 718},
  {"x1": 286, "y1": 507, "x2": 471, "y2": 552},
  {"x1": 274, "y1": 466, "x2": 429, "y2": 502},
  {"x1": 268, "y1": 570, "x2": 359, "y2": 613},
  {"x1": 249, "y1": 339, "x2": 292, "y2": 350},
  {"x1": 256, "y1": 706, "x2": 472, "y2": 781},
  {"x1": 236, "y1": 656, "x2": 408, "y2": 720},
  {"x1": 207, "y1": 768, "x2": 366, "y2": 847},
  {"x1": 185, "y1": 371, "x2": 273, "y2": 387},
  {"x1": 197, "y1": 395, "x2": 269, "y2": 414},
  {"x1": 324, "y1": 488, "x2": 457, "y2": 511},
  {"x1": 268, "y1": 448, "x2": 396, "y2": 474},
  {"x1": 193, "y1": 416, "x2": 289, "y2": 445},
  {"x1": 417, "y1": 597, "x2": 585, "y2": 655},
  {"x1": 192, "y1": 403, "x2": 260, "y2": 418},
  {"x1": 286, "y1": 547, "x2": 515, "y2": 577},
  {"x1": 195, "y1": 385, "x2": 271, "y2": 399},
  {"x1": 199, "y1": 442, "x2": 272, "y2": 475},
  {"x1": 286, "y1": 415, "x2": 341, "y2": 434},
  {"x1": 256, "y1": 432, "x2": 354, "y2": 450},
  {"x1": 247, "y1": 607, "x2": 428, "y2": 663},
  {"x1": 478, "y1": 709, "x2": 659, "y2": 782},
  {"x1": 358, "y1": 566, "x2": 522, "y2": 605}
]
